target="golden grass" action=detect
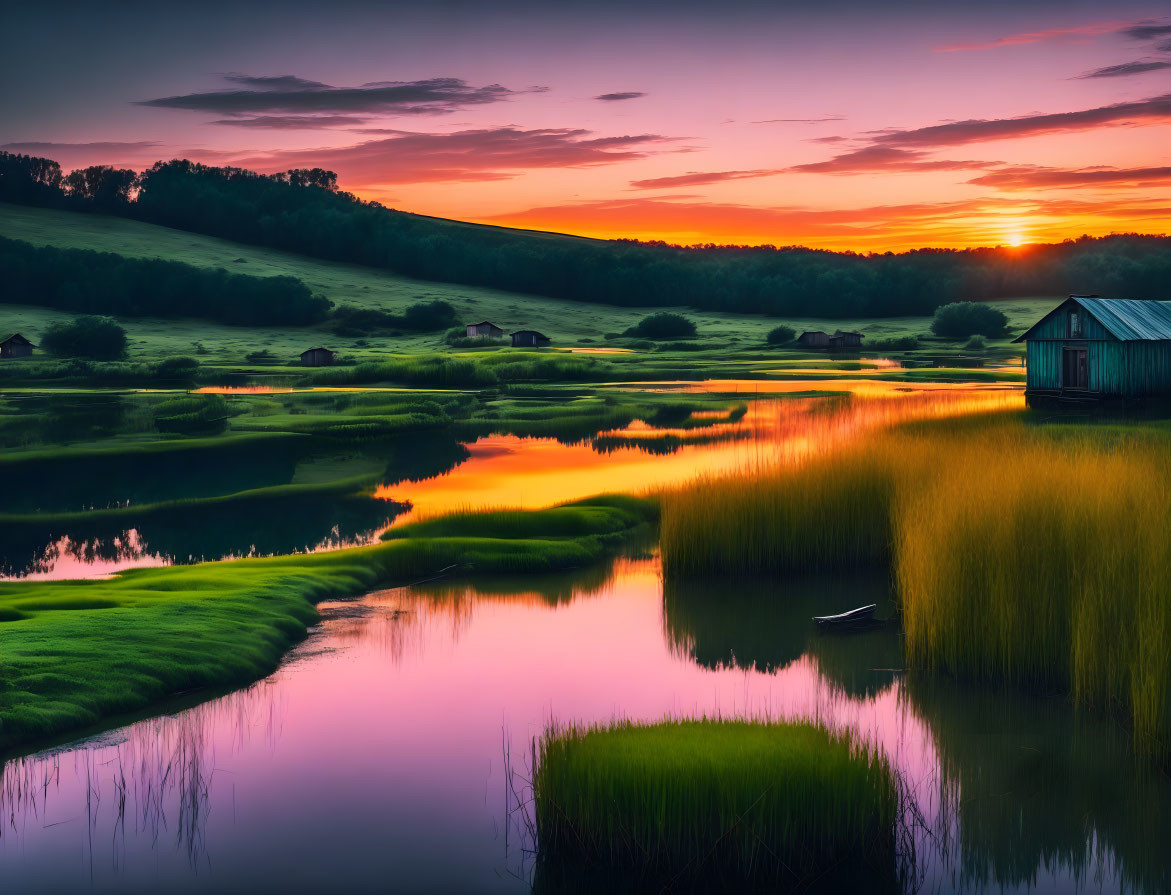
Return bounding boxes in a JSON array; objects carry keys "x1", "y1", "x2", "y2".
[{"x1": 660, "y1": 418, "x2": 1171, "y2": 763}]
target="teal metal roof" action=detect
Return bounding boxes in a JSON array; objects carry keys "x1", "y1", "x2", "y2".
[{"x1": 1015, "y1": 296, "x2": 1171, "y2": 342}]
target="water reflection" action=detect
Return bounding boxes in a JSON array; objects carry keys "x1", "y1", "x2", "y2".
[
  {"x1": 377, "y1": 384, "x2": 1022, "y2": 523},
  {"x1": 2, "y1": 554, "x2": 1162, "y2": 894}
]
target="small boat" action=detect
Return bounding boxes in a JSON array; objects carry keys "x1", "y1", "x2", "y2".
[{"x1": 813, "y1": 604, "x2": 878, "y2": 631}]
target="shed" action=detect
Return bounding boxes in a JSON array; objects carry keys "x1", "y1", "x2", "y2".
[
  {"x1": 0, "y1": 333, "x2": 35, "y2": 359},
  {"x1": 300, "y1": 346, "x2": 336, "y2": 367},
  {"x1": 466, "y1": 321, "x2": 504, "y2": 340},
  {"x1": 1014, "y1": 295, "x2": 1171, "y2": 403},
  {"x1": 510, "y1": 330, "x2": 551, "y2": 348},
  {"x1": 828, "y1": 330, "x2": 863, "y2": 349},
  {"x1": 797, "y1": 331, "x2": 829, "y2": 348}
]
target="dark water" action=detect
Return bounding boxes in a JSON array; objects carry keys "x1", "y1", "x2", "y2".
[{"x1": 2, "y1": 556, "x2": 1167, "y2": 894}]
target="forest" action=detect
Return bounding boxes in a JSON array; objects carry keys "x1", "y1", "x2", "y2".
[
  {"x1": 0, "y1": 234, "x2": 330, "y2": 325},
  {"x1": 3, "y1": 150, "x2": 1171, "y2": 319}
]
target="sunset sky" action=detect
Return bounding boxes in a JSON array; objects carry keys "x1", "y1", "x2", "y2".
[{"x1": 3, "y1": 0, "x2": 1170, "y2": 250}]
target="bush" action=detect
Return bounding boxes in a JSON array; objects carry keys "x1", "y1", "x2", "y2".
[
  {"x1": 930, "y1": 302, "x2": 1008, "y2": 339},
  {"x1": 624, "y1": 312, "x2": 697, "y2": 340},
  {"x1": 401, "y1": 300, "x2": 458, "y2": 331},
  {"x1": 153, "y1": 356, "x2": 199, "y2": 379},
  {"x1": 766, "y1": 324, "x2": 796, "y2": 345},
  {"x1": 869, "y1": 336, "x2": 919, "y2": 351},
  {"x1": 41, "y1": 316, "x2": 127, "y2": 360},
  {"x1": 152, "y1": 394, "x2": 229, "y2": 434},
  {"x1": 244, "y1": 349, "x2": 275, "y2": 363},
  {"x1": 964, "y1": 335, "x2": 987, "y2": 350}
]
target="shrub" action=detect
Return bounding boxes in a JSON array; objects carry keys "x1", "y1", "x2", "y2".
[
  {"x1": 624, "y1": 312, "x2": 697, "y2": 340},
  {"x1": 401, "y1": 300, "x2": 458, "y2": 331},
  {"x1": 964, "y1": 334, "x2": 987, "y2": 350},
  {"x1": 244, "y1": 349, "x2": 275, "y2": 362},
  {"x1": 930, "y1": 302, "x2": 1008, "y2": 339},
  {"x1": 153, "y1": 356, "x2": 199, "y2": 379},
  {"x1": 41, "y1": 316, "x2": 127, "y2": 360},
  {"x1": 766, "y1": 324, "x2": 796, "y2": 345},
  {"x1": 869, "y1": 336, "x2": 919, "y2": 350}
]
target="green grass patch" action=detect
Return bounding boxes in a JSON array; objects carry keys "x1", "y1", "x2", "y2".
[
  {"x1": 0, "y1": 495, "x2": 656, "y2": 754},
  {"x1": 534, "y1": 719, "x2": 898, "y2": 893}
]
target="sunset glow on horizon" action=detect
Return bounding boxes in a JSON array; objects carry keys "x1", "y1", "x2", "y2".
[{"x1": 3, "y1": 0, "x2": 1170, "y2": 251}]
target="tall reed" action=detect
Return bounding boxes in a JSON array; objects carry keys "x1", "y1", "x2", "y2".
[
  {"x1": 660, "y1": 419, "x2": 1171, "y2": 763},
  {"x1": 534, "y1": 719, "x2": 898, "y2": 892}
]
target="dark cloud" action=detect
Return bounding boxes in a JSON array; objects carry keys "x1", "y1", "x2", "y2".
[
  {"x1": 210, "y1": 115, "x2": 371, "y2": 129},
  {"x1": 752, "y1": 117, "x2": 844, "y2": 124},
  {"x1": 1077, "y1": 59, "x2": 1171, "y2": 79},
  {"x1": 223, "y1": 127, "x2": 676, "y2": 184},
  {"x1": 1159, "y1": 38, "x2": 1171, "y2": 52},
  {"x1": 631, "y1": 169, "x2": 782, "y2": 189},
  {"x1": 594, "y1": 92, "x2": 646, "y2": 102},
  {"x1": 2, "y1": 140, "x2": 160, "y2": 152},
  {"x1": 868, "y1": 93, "x2": 1171, "y2": 148},
  {"x1": 222, "y1": 73, "x2": 332, "y2": 90},
  {"x1": 969, "y1": 164, "x2": 1171, "y2": 190},
  {"x1": 138, "y1": 75, "x2": 531, "y2": 117},
  {"x1": 788, "y1": 145, "x2": 995, "y2": 174},
  {"x1": 1120, "y1": 22, "x2": 1171, "y2": 41}
]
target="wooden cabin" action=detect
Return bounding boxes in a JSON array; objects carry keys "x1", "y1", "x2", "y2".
[
  {"x1": 466, "y1": 321, "x2": 504, "y2": 340},
  {"x1": 828, "y1": 330, "x2": 863, "y2": 349},
  {"x1": 510, "y1": 330, "x2": 551, "y2": 348},
  {"x1": 1015, "y1": 295, "x2": 1171, "y2": 404},
  {"x1": 300, "y1": 346, "x2": 336, "y2": 367},
  {"x1": 797, "y1": 331, "x2": 829, "y2": 348},
  {"x1": 0, "y1": 333, "x2": 35, "y2": 358}
]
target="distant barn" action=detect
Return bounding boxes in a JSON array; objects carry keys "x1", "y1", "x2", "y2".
[
  {"x1": 797, "y1": 331, "x2": 829, "y2": 348},
  {"x1": 1016, "y1": 295, "x2": 1171, "y2": 404},
  {"x1": 300, "y1": 346, "x2": 335, "y2": 367},
  {"x1": 0, "y1": 333, "x2": 35, "y2": 359},
  {"x1": 511, "y1": 330, "x2": 551, "y2": 348},
  {"x1": 828, "y1": 330, "x2": 863, "y2": 349},
  {"x1": 466, "y1": 321, "x2": 504, "y2": 340}
]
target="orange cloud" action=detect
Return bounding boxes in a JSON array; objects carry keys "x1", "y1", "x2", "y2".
[
  {"x1": 480, "y1": 194, "x2": 1171, "y2": 251},
  {"x1": 937, "y1": 20, "x2": 1129, "y2": 52}
]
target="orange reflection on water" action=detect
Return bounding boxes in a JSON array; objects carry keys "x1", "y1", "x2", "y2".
[
  {"x1": 376, "y1": 382, "x2": 1023, "y2": 523},
  {"x1": 194, "y1": 385, "x2": 292, "y2": 394}
]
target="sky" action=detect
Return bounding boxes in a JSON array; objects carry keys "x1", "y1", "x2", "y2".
[{"x1": 2, "y1": 0, "x2": 1170, "y2": 250}]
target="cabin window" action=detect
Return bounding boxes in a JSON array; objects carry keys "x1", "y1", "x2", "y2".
[{"x1": 1070, "y1": 310, "x2": 1082, "y2": 337}]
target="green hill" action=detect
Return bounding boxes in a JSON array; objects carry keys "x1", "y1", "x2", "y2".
[{"x1": 0, "y1": 202, "x2": 1053, "y2": 365}]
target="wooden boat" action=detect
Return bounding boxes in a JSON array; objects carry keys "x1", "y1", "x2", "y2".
[{"x1": 813, "y1": 604, "x2": 878, "y2": 631}]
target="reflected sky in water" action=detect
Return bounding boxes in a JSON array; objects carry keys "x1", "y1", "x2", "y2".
[
  {"x1": 2, "y1": 555, "x2": 1164, "y2": 894},
  {"x1": 5, "y1": 381, "x2": 1022, "y2": 579}
]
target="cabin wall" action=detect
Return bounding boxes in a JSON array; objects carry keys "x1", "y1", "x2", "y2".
[
  {"x1": 1087, "y1": 341, "x2": 1125, "y2": 394},
  {"x1": 1029, "y1": 301, "x2": 1111, "y2": 341},
  {"x1": 1026, "y1": 341, "x2": 1062, "y2": 390},
  {"x1": 1123, "y1": 342, "x2": 1171, "y2": 396}
]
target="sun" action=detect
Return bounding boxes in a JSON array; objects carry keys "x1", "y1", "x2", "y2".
[{"x1": 1006, "y1": 231, "x2": 1026, "y2": 247}]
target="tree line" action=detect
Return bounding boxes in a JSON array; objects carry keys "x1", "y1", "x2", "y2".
[
  {"x1": 0, "y1": 234, "x2": 331, "y2": 325},
  {"x1": 3, "y1": 150, "x2": 1171, "y2": 319}
]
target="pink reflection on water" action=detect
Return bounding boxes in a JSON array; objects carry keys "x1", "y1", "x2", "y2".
[
  {"x1": 8, "y1": 530, "x2": 171, "y2": 581},
  {"x1": 0, "y1": 555, "x2": 1136, "y2": 893}
]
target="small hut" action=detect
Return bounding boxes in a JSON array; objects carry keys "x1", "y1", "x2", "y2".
[
  {"x1": 510, "y1": 330, "x2": 551, "y2": 348},
  {"x1": 828, "y1": 330, "x2": 863, "y2": 349},
  {"x1": 797, "y1": 331, "x2": 829, "y2": 348},
  {"x1": 300, "y1": 346, "x2": 336, "y2": 367},
  {"x1": 0, "y1": 333, "x2": 35, "y2": 359},
  {"x1": 466, "y1": 321, "x2": 504, "y2": 340},
  {"x1": 1015, "y1": 295, "x2": 1171, "y2": 404}
]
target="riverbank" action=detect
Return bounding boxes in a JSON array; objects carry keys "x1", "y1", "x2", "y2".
[{"x1": 0, "y1": 495, "x2": 657, "y2": 754}]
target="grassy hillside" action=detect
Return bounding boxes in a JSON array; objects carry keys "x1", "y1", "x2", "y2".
[{"x1": 0, "y1": 203, "x2": 1052, "y2": 364}]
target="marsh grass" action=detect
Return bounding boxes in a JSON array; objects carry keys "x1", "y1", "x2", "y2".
[
  {"x1": 533, "y1": 719, "x2": 898, "y2": 893},
  {"x1": 660, "y1": 418, "x2": 1171, "y2": 763}
]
